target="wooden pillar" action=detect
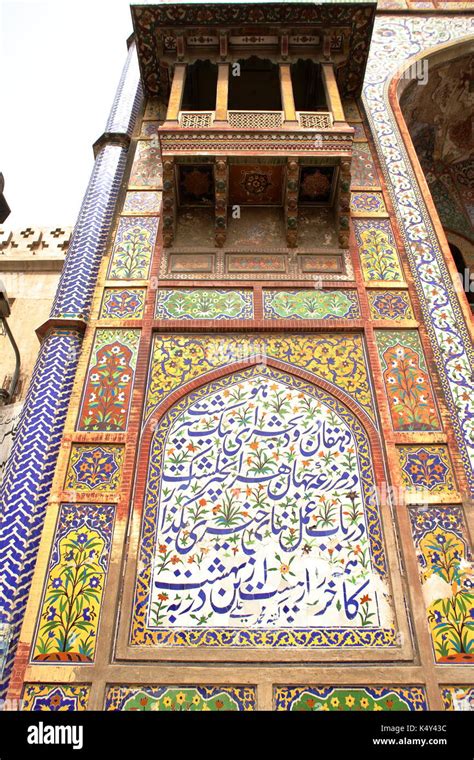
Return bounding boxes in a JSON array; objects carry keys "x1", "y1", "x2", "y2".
[
  {"x1": 162, "y1": 158, "x2": 176, "y2": 247},
  {"x1": 215, "y1": 63, "x2": 229, "y2": 124},
  {"x1": 215, "y1": 157, "x2": 228, "y2": 248},
  {"x1": 279, "y1": 63, "x2": 297, "y2": 124},
  {"x1": 285, "y1": 158, "x2": 299, "y2": 248},
  {"x1": 166, "y1": 63, "x2": 187, "y2": 123},
  {"x1": 321, "y1": 63, "x2": 345, "y2": 124}
]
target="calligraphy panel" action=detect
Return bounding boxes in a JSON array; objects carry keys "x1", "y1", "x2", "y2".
[{"x1": 131, "y1": 364, "x2": 396, "y2": 649}]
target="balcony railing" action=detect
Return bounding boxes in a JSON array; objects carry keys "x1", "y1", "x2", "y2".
[{"x1": 178, "y1": 110, "x2": 333, "y2": 129}]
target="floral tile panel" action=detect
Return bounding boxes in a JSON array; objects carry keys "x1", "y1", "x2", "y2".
[
  {"x1": 275, "y1": 686, "x2": 427, "y2": 711},
  {"x1": 155, "y1": 289, "x2": 253, "y2": 320},
  {"x1": 32, "y1": 504, "x2": 115, "y2": 663},
  {"x1": 263, "y1": 290, "x2": 360, "y2": 320},
  {"x1": 105, "y1": 685, "x2": 256, "y2": 711}
]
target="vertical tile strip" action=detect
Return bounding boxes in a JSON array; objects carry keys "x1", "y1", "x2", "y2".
[{"x1": 0, "y1": 41, "x2": 142, "y2": 697}]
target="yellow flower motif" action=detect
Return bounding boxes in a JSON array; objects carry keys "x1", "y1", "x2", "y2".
[
  {"x1": 345, "y1": 695, "x2": 355, "y2": 708},
  {"x1": 202, "y1": 704, "x2": 210, "y2": 711},
  {"x1": 374, "y1": 704, "x2": 383, "y2": 711},
  {"x1": 176, "y1": 692, "x2": 186, "y2": 705},
  {"x1": 360, "y1": 698, "x2": 369, "y2": 709},
  {"x1": 321, "y1": 703, "x2": 329, "y2": 711},
  {"x1": 162, "y1": 697, "x2": 172, "y2": 708},
  {"x1": 192, "y1": 695, "x2": 200, "y2": 705},
  {"x1": 331, "y1": 697, "x2": 339, "y2": 708}
]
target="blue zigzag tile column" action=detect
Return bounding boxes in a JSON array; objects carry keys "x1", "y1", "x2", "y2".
[{"x1": 0, "y1": 39, "x2": 143, "y2": 698}]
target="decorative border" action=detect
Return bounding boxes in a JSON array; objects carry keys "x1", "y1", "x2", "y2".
[
  {"x1": 363, "y1": 16, "x2": 474, "y2": 493},
  {"x1": 274, "y1": 685, "x2": 428, "y2": 711},
  {"x1": 105, "y1": 684, "x2": 257, "y2": 711}
]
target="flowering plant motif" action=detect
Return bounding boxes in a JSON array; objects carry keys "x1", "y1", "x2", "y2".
[
  {"x1": 108, "y1": 217, "x2": 158, "y2": 280},
  {"x1": 79, "y1": 332, "x2": 140, "y2": 431},
  {"x1": 33, "y1": 507, "x2": 114, "y2": 662},
  {"x1": 354, "y1": 221, "x2": 403, "y2": 281},
  {"x1": 101, "y1": 289, "x2": 145, "y2": 319},
  {"x1": 400, "y1": 447, "x2": 451, "y2": 492},
  {"x1": 419, "y1": 527, "x2": 474, "y2": 662},
  {"x1": 67, "y1": 445, "x2": 123, "y2": 491},
  {"x1": 155, "y1": 289, "x2": 253, "y2": 320},
  {"x1": 105, "y1": 686, "x2": 255, "y2": 711},
  {"x1": 369, "y1": 291, "x2": 414, "y2": 321},
  {"x1": 23, "y1": 685, "x2": 90, "y2": 711},
  {"x1": 263, "y1": 290, "x2": 359, "y2": 320},
  {"x1": 377, "y1": 334, "x2": 441, "y2": 431},
  {"x1": 275, "y1": 687, "x2": 427, "y2": 712}
]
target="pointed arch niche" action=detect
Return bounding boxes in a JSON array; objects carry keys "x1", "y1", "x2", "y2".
[{"x1": 118, "y1": 348, "x2": 412, "y2": 662}]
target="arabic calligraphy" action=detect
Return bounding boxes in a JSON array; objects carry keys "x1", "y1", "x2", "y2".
[{"x1": 133, "y1": 366, "x2": 395, "y2": 646}]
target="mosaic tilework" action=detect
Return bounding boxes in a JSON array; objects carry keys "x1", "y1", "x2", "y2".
[
  {"x1": 441, "y1": 687, "x2": 474, "y2": 711},
  {"x1": 275, "y1": 686, "x2": 427, "y2": 711},
  {"x1": 363, "y1": 15, "x2": 474, "y2": 493},
  {"x1": 0, "y1": 330, "x2": 83, "y2": 695},
  {"x1": 105, "y1": 686, "x2": 257, "y2": 711},
  {"x1": 100, "y1": 288, "x2": 146, "y2": 320},
  {"x1": 140, "y1": 121, "x2": 159, "y2": 138},
  {"x1": 351, "y1": 192, "x2": 387, "y2": 216},
  {"x1": 263, "y1": 290, "x2": 360, "y2": 320},
  {"x1": 368, "y1": 290, "x2": 414, "y2": 321},
  {"x1": 354, "y1": 220, "x2": 404, "y2": 281},
  {"x1": 375, "y1": 331, "x2": 441, "y2": 432},
  {"x1": 351, "y1": 143, "x2": 379, "y2": 188},
  {"x1": 351, "y1": 123, "x2": 367, "y2": 140},
  {"x1": 155, "y1": 289, "x2": 254, "y2": 320},
  {"x1": 144, "y1": 333, "x2": 376, "y2": 424},
  {"x1": 409, "y1": 507, "x2": 473, "y2": 663},
  {"x1": 123, "y1": 191, "x2": 162, "y2": 214},
  {"x1": 132, "y1": 364, "x2": 395, "y2": 649},
  {"x1": 398, "y1": 446, "x2": 456, "y2": 495},
  {"x1": 0, "y1": 42, "x2": 142, "y2": 698},
  {"x1": 22, "y1": 684, "x2": 90, "y2": 711},
  {"x1": 65, "y1": 445, "x2": 124, "y2": 493},
  {"x1": 32, "y1": 504, "x2": 115, "y2": 663},
  {"x1": 129, "y1": 141, "x2": 162, "y2": 188},
  {"x1": 77, "y1": 329, "x2": 141, "y2": 431},
  {"x1": 108, "y1": 217, "x2": 158, "y2": 280}
]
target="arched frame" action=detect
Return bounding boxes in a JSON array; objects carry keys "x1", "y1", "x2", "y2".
[{"x1": 116, "y1": 352, "x2": 412, "y2": 663}]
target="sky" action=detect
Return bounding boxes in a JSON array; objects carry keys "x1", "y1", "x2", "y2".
[{"x1": 0, "y1": 0, "x2": 135, "y2": 229}]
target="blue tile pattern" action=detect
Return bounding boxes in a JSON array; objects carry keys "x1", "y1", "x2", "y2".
[{"x1": 0, "y1": 42, "x2": 142, "y2": 697}]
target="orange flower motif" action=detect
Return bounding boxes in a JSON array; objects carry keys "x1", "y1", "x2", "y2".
[
  {"x1": 157, "y1": 593, "x2": 168, "y2": 602},
  {"x1": 212, "y1": 505, "x2": 221, "y2": 514},
  {"x1": 249, "y1": 442, "x2": 259, "y2": 451},
  {"x1": 215, "y1": 700, "x2": 224, "y2": 710},
  {"x1": 188, "y1": 556, "x2": 195, "y2": 564},
  {"x1": 187, "y1": 443, "x2": 197, "y2": 452},
  {"x1": 198, "y1": 498, "x2": 207, "y2": 507},
  {"x1": 170, "y1": 555, "x2": 180, "y2": 565},
  {"x1": 158, "y1": 544, "x2": 167, "y2": 554},
  {"x1": 360, "y1": 594, "x2": 371, "y2": 604},
  {"x1": 280, "y1": 564, "x2": 290, "y2": 574}
]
